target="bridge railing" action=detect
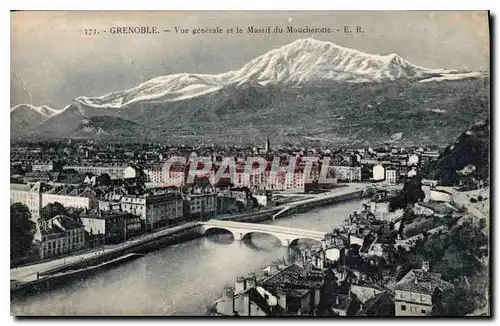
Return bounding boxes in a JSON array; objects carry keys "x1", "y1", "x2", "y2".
[{"x1": 201, "y1": 220, "x2": 326, "y2": 238}]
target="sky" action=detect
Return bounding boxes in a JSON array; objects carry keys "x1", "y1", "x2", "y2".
[{"x1": 11, "y1": 11, "x2": 490, "y2": 109}]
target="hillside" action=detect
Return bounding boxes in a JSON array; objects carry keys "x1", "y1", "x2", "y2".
[{"x1": 421, "y1": 120, "x2": 490, "y2": 185}]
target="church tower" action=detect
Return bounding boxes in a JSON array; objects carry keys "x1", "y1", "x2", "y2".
[{"x1": 264, "y1": 137, "x2": 270, "y2": 153}]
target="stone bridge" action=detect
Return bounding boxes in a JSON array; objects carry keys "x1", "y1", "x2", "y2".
[{"x1": 198, "y1": 220, "x2": 328, "y2": 247}]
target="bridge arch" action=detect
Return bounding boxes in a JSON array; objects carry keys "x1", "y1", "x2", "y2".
[
  {"x1": 288, "y1": 237, "x2": 323, "y2": 247},
  {"x1": 203, "y1": 227, "x2": 235, "y2": 237},
  {"x1": 241, "y1": 231, "x2": 285, "y2": 246}
]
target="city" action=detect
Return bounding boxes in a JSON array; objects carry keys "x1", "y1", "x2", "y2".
[{"x1": 10, "y1": 131, "x2": 490, "y2": 316}]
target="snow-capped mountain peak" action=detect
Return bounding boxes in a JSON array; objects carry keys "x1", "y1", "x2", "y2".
[
  {"x1": 75, "y1": 38, "x2": 452, "y2": 108},
  {"x1": 11, "y1": 103, "x2": 59, "y2": 118},
  {"x1": 10, "y1": 103, "x2": 60, "y2": 136}
]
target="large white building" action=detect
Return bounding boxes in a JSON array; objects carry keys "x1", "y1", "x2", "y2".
[
  {"x1": 39, "y1": 215, "x2": 86, "y2": 259},
  {"x1": 120, "y1": 192, "x2": 184, "y2": 230},
  {"x1": 394, "y1": 264, "x2": 453, "y2": 316},
  {"x1": 10, "y1": 182, "x2": 98, "y2": 224},
  {"x1": 372, "y1": 164, "x2": 385, "y2": 181}
]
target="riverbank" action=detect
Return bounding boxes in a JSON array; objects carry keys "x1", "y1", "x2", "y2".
[
  {"x1": 11, "y1": 187, "x2": 366, "y2": 298},
  {"x1": 11, "y1": 199, "x2": 365, "y2": 316},
  {"x1": 11, "y1": 253, "x2": 144, "y2": 299}
]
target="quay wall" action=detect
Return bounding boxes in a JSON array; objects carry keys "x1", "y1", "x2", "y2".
[
  {"x1": 38, "y1": 190, "x2": 362, "y2": 277},
  {"x1": 38, "y1": 224, "x2": 201, "y2": 277},
  {"x1": 11, "y1": 254, "x2": 142, "y2": 299},
  {"x1": 275, "y1": 190, "x2": 364, "y2": 219},
  {"x1": 230, "y1": 208, "x2": 280, "y2": 223}
]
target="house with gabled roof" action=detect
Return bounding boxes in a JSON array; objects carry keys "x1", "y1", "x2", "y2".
[{"x1": 394, "y1": 262, "x2": 454, "y2": 316}]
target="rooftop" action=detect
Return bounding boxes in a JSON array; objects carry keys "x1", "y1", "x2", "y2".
[
  {"x1": 394, "y1": 269, "x2": 454, "y2": 295},
  {"x1": 356, "y1": 291, "x2": 394, "y2": 316},
  {"x1": 260, "y1": 263, "x2": 323, "y2": 295},
  {"x1": 417, "y1": 201, "x2": 457, "y2": 215}
]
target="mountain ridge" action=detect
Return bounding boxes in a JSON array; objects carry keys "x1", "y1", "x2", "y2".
[
  {"x1": 69, "y1": 38, "x2": 475, "y2": 109},
  {"x1": 10, "y1": 104, "x2": 60, "y2": 136}
]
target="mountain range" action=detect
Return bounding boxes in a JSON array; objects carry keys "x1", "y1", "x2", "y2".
[
  {"x1": 10, "y1": 38, "x2": 489, "y2": 145},
  {"x1": 11, "y1": 104, "x2": 59, "y2": 135}
]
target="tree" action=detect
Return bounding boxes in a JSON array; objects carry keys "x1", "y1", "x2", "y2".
[
  {"x1": 97, "y1": 173, "x2": 111, "y2": 186},
  {"x1": 389, "y1": 177, "x2": 425, "y2": 211},
  {"x1": 11, "y1": 203, "x2": 36, "y2": 260},
  {"x1": 40, "y1": 202, "x2": 66, "y2": 225},
  {"x1": 436, "y1": 284, "x2": 479, "y2": 316}
]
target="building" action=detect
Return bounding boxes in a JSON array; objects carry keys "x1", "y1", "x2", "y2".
[
  {"x1": 258, "y1": 263, "x2": 323, "y2": 315},
  {"x1": 162, "y1": 162, "x2": 186, "y2": 187},
  {"x1": 253, "y1": 190, "x2": 271, "y2": 207},
  {"x1": 11, "y1": 183, "x2": 45, "y2": 222},
  {"x1": 80, "y1": 210, "x2": 142, "y2": 244},
  {"x1": 350, "y1": 284, "x2": 383, "y2": 306},
  {"x1": 51, "y1": 169, "x2": 82, "y2": 185},
  {"x1": 39, "y1": 215, "x2": 86, "y2": 259},
  {"x1": 394, "y1": 262, "x2": 454, "y2": 316},
  {"x1": 356, "y1": 291, "x2": 395, "y2": 316},
  {"x1": 10, "y1": 182, "x2": 98, "y2": 240},
  {"x1": 285, "y1": 171, "x2": 305, "y2": 192},
  {"x1": 229, "y1": 187, "x2": 250, "y2": 202},
  {"x1": 31, "y1": 162, "x2": 54, "y2": 172},
  {"x1": 333, "y1": 166, "x2": 362, "y2": 182},
  {"x1": 215, "y1": 262, "x2": 323, "y2": 316},
  {"x1": 120, "y1": 192, "x2": 184, "y2": 230},
  {"x1": 123, "y1": 165, "x2": 146, "y2": 181},
  {"x1": 330, "y1": 293, "x2": 361, "y2": 316},
  {"x1": 408, "y1": 154, "x2": 420, "y2": 166},
  {"x1": 143, "y1": 164, "x2": 163, "y2": 184},
  {"x1": 264, "y1": 137, "x2": 271, "y2": 153},
  {"x1": 233, "y1": 171, "x2": 250, "y2": 188},
  {"x1": 187, "y1": 193, "x2": 217, "y2": 220},
  {"x1": 385, "y1": 169, "x2": 397, "y2": 185},
  {"x1": 23, "y1": 171, "x2": 52, "y2": 184},
  {"x1": 372, "y1": 164, "x2": 385, "y2": 181},
  {"x1": 41, "y1": 186, "x2": 98, "y2": 213},
  {"x1": 65, "y1": 164, "x2": 128, "y2": 180}
]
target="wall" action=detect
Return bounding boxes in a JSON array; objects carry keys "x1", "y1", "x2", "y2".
[
  {"x1": 372, "y1": 165, "x2": 385, "y2": 180},
  {"x1": 253, "y1": 195, "x2": 268, "y2": 207},
  {"x1": 11, "y1": 254, "x2": 142, "y2": 299},
  {"x1": 301, "y1": 292, "x2": 312, "y2": 313},
  {"x1": 11, "y1": 189, "x2": 42, "y2": 219},
  {"x1": 395, "y1": 301, "x2": 431, "y2": 316},
  {"x1": 42, "y1": 194, "x2": 96, "y2": 210},
  {"x1": 38, "y1": 224, "x2": 200, "y2": 277},
  {"x1": 81, "y1": 218, "x2": 106, "y2": 235},
  {"x1": 429, "y1": 190, "x2": 452, "y2": 202}
]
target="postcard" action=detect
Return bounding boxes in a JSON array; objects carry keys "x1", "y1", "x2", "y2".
[{"x1": 10, "y1": 10, "x2": 490, "y2": 317}]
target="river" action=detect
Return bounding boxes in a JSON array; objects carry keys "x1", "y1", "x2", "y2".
[{"x1": 11, "y1": 199, "x2": 365, "y2": 316}]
